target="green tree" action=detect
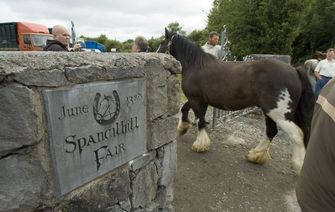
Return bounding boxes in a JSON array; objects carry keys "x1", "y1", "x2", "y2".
[
  {"x1": 106, "y1": 39, "x2": 122, "y2": 52},
  {"x1": 292, "y1": 0, "x2": 335, "y2": 63},
  {"x1": 167, "y1": 22, "x2": 186, "y2": 35},
  {"x1": 207, "y1": 0, "x2": 308, "y2": 59},
  {"x1": 96, "y1": 34, "x2": 108, "y2": 45},
  {"x1": 148, "y1": 36, "x2": 163, "y2": 52},
  {"x1": 187, "y1": 29, "x2": 207, "y2": 45},
  {"x1": 120, "y1": 39, "x2": 134, "y2": 52}
]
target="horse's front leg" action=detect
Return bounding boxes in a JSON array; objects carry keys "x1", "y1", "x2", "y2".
[
  {"x1": 191, "y1": 104, "x2": 211, "y2": 152},
  {"x1": 177, "y1": 101, "x2": 193, "y2": 136}
]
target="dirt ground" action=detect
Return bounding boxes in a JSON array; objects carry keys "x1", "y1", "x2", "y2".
[{"x1": 172, "y1": 108, "x2": 302, "y2": 212}]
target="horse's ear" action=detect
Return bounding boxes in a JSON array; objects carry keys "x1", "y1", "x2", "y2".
[{"x1": 165, "y1": 28, "x2": 172, "y2": 39}]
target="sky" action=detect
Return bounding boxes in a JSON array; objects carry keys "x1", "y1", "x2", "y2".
[{"x1": 0, "y1": 0, "x2": 214, "y2": 42}]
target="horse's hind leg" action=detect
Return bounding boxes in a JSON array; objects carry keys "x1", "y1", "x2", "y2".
[
  {"x1": 246, "y1": 116, "x2": 277, "y2": 164},
  {"x1": 177, "y1": 101, "x2": 193, "y2": 136},
  {"x1": 275, "y1": 117, "x2": 305, "y2": 173},
  {"x1": 267, "y1": 111, "x2": 305, "y2": 173},
  {"x1": 191, "y1": 104, "x2": 210, "y2": 152}
]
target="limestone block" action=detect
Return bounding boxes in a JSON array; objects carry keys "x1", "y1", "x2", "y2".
[
  {"x1": 148, "y1": 116, "x2": 178, "y2": 150},
  {"x1": 160, "y1": 141, "x2": 177, "y2": 187},
  {"x1": 157, "y1": 54, "x2": 182, "y2": 74},
  {"x1": 167, "y1": 74, "x2": 180, "y2": 116},
  {"x1": 0, "y1": 153, "x2": 46, "y2": 211},
  {"x1": 0, "y1": 84, "x2": 37, "y2": 157},
  {"x1": 56, "y1": 166, "x2": 131, "y2": 212},
  {"x1": 0, "y1": 52, "x2": 70, "y2": 75},
  {"x1": 65, "y1": 65, "x2": 145, "y2": 84},
  {"x1": 129, "y1": 151, "x2": 156, "y2": 171},
  {"x1": 145, "y1": 60, "x2": 168, "y2": 120},
  {"x1": 107, "y1": 198, "x2": 131, "y2": 212},
  {"x1": 131, "y1": 162, "x2": 158, "y2": 208},
  {"x1": 13, "y1": 69, "x2": 69, "y2": 87}
]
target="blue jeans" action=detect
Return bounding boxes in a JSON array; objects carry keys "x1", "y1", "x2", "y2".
[{"x1": 315, "y1": 76, "x2": 332, "y2": 97}]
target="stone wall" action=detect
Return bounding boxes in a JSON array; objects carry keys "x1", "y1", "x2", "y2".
[{"x1": 0, "y1": 52, "x2": 181, "y2": 212}]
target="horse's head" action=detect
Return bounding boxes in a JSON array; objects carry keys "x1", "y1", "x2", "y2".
[
  {"x1": 157, "y1": 28, "x2": 215, "y2": 69},
  {"x1": 156, "y1": 28, "x2": 175, "y2": 54},
  {"x1": 315, "y1": 51, "x2": 326, "y2": 60}
]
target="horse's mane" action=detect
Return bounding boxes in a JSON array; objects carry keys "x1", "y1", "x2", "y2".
[{"x1": 172, "y1": 34, "x2": 216, "y2": 69}]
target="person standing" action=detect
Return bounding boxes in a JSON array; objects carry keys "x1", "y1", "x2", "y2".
[
  {"x1": 202, "y1": 31, "x2": 221, "y2": 59},
  {"x1": 296, "y1": 77, "x2": 335, "y2": 211},
  {"x1": 44, "y1": 25, "x2": 80, "y2": 51},
  {"x1": 314, "y1": 48, "x2": 335, "y2": 97},
  {"x1": 132, "y1": 36, "x2": 149, "y2": 52}
]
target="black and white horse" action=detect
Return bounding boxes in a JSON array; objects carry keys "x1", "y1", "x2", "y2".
[{"x1": 157, "y1": 29, "x2": 315, "y2": 172}]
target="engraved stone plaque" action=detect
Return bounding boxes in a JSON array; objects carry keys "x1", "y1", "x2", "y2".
[{"x1": 43, "y1": 79, "x2": 147, "y2": 195}]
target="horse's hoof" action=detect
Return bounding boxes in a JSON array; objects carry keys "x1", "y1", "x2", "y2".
[
  {"x1": 177, "y1": 121, "x2": 192, "y2": 136},
  {"x1": 191, "y1": 129, "x2": 210, "y2": 152},
  {"x1": 177, "y1": 127, "x2": 188, "y2": 136},
  {"x1": 245, "y1": 148, "x2": 271, "y2": 164},
  {"x1": 191, "y1": 144, "x2": 209, "y2": 152}
]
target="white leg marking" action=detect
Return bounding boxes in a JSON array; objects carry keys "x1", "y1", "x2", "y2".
[
  {"x1": 245, "y1": 136, "x2": 271, "y2": 164},
  {"x1": 192, "y1": 129, "x2": 211, "y2": 152},
  {"x1": 276, "y1": 119, "x2": 305, "y2": 174},
  {"x1": 267, "y1": 88, "x2": 305, "y2": 173},
  {"x1": 177, "y1": 117, "x2": 192, "y2": 136},
  {"x1": 254, "y1": 137, "x2": 271, "y2": 151}
]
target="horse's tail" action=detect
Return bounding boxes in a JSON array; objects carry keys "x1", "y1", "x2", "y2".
[{"x1": 295, "y1": 66, "x2": 315, "y2": 147}]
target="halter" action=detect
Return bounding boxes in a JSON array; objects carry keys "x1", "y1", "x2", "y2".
[
  {"x1": 167, "y1": 34, "x2": 175, "y2": 53},
  {"x1": 156, "y1": 34, "x2": 175, "y2": 54}
]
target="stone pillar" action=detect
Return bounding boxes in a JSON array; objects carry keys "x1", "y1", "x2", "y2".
[{"x1": 0, "y1": 52, "x2": 181, "y2": 212}]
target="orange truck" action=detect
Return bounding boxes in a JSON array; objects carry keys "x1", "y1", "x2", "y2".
[{"x1": 0, "y1": 22, "x2": 53, "y2": 51}]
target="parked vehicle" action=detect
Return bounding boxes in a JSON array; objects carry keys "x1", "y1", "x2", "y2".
[
  {"x1": 85, "y1": 41, "x2": 106, "y2": 52},
  {"x1": 0, "y1": 22, "x2": 52, "y2": 51}
]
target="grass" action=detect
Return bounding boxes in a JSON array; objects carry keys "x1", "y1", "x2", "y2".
[{"x1": 177, "y1": 74, "x2": 188, "y2": 103}]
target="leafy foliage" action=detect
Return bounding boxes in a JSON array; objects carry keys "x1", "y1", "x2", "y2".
[
  {"x1": 80, "y1": 21, "x2": 206, "y2": 52},
  {"x1": 292, "y1": 0, "x2": 335, "y2": 63},
  {"x1": 187, "y1": 29, "x2": 207, "y2": 45},
  {"x1": 167, "y1": 22, "x2": 186, "y2": 35},
  {"x1": 207, "y1": 0, "x2": 309, "y2": 60},
  {"x1": 80, "y1": 3, "x2": 335, "y2": 63},
  {"x1": 148, "y1": 36, "x2": 163, "y2": 52}
]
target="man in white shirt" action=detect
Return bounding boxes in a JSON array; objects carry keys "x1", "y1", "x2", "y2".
[
  {"x1": 202, "y1": 32, "x2": 221, "y2": 59},
  {"x1": 314, "y1": 48, "x2": 335, "y2": 97}
]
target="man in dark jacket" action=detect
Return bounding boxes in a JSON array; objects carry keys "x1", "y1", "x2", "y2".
[
  {"x1": 296, "y1": 77, "x2": 335, "y2": 211},
  {"x1": 44, "y1": 25, "x2": 80, "y2": 51}
]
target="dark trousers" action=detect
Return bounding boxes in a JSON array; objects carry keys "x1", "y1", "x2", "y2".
[{"x1": 315, "y1": 76, "x2": 332, "y2": 97}]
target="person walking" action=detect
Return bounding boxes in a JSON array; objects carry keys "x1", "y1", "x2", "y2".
[{"x1": 314, "y1": 48, "x2": 335, "y2": 97}]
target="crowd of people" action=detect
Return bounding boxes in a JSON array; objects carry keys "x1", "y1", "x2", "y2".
[{"x1": 44, "y1": 24, "x2": 149, "y2": 53}]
